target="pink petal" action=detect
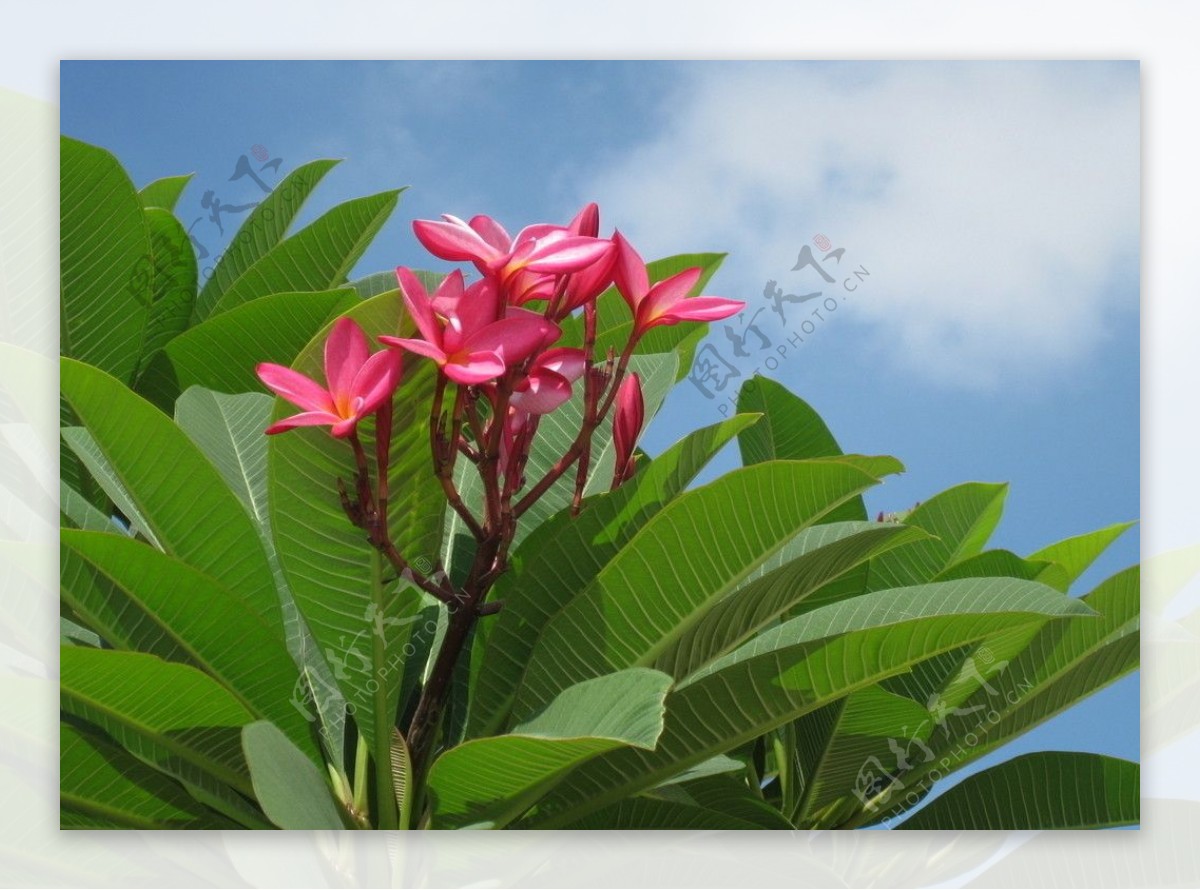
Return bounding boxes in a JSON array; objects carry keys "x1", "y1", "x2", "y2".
[
  {"x1": 613, "y1": 373, "x2": 645, "y2": 480},
  {"x1": 569, "y1": 203, "x2": 600, "y2": 238},
  {"x1": 462, "y1": 313, "x2": 560, "y2": 366},
  {"x1": 468, "y1": 215, "x2": 513, "y2": 253},
  {"x1": 330, "y1": 417, "x2": 360, "y2": 438},
  {"x1": 324, "y1": 317, "x2": 369, "y2": 406},
  {"x1": 351, "y1": 348, "x2": 403, "y2": 416},
  {"x1": 640, "y1": 266, "x2": 703, "y2": 322},
  {"x1": 443, "y1": 350, "x2": 506, "y2": 384},
  {"x1": 429, "y1": 269, "x2": 467, "y2": 317},
  {"x1": 534, "y1": 347, "x2": 588, "y2": 383},
  {"x1": 510, "y1": 368, "x2": 573, "y2": 415},
  {"x1": 451, "y1": 278, "x2": 502, "y2": 341},
  {"x1": 396, "y1": 267, "x2": 443, "y2": 346},
  {"x1": 612, "y1": 231, "x2": 650, "y2": 306},
  {"x1": 563, "y1": 241, "x2": 616, "y2": 313},
  {"x1": 523, "y1": 234, "x2": 611, "y2": 274},
  {"x1": 256, "y1": 363, "x2": 336, "y2": 413},
  {"x1": 656, "y1": 296, "x2": 747, "y2": 325},
  {"x1": 378, "y1": 336, "x2": 448, "y2": 365},
  {"x1": 265, "y1": 410, "x2": 342, "y2": 435},
  {"x1": 413, "y1": 218, "x2": 501, "y2": 265}
]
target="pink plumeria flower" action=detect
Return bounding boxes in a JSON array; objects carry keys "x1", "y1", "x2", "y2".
[
  {"x1": 380, "y1": 267, "x2": 559, "y2": 385},
  {"x1": 257, "y1": 317, "x2": 401, "y2": 438},
  {"x1": 412, "y1": 213, "x2": 610, "y2": 302},
  {"x1": 612, "y1": 232, "x2": 745, "y2": 339},
  {"x1": 558, "y1": 203, "x2": 617, "y2": 317},
  {"x1": 509, "y1": 347, "x2": 588, "y2": 415},
  {"x1": 612, "y1": 372, "x2": 645, "y2": 485}
]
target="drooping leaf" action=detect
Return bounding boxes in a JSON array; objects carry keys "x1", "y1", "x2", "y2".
[
  {"x1": 194, "y1": 159, "x2": 340, "y2": 319},
  {"x1": 60, "y1": 358, "x2": 282, "y2": 633},
  {"x1": 521, "y1": 577, "x2": 1093, "y2": 827},
  {"x1": 60, "y1": 136, "x2": 152, "y2": 384},
  {"x1": 896, "y1": 752, "x2": 1139, "y2": 830},
  {"x1": 61, "y1": 724, "x2": 232, "y2": 829},
  {"x1": 60, "y1": 648, "x2": 267, "y2": 827},
  {"x1": 468, "y1": 414, "x2": 761, "y2": 738},
  {"x1": 648, "y1": 773, "x2": 795, "y2": 829},
  {"x1": 208, "y1": 190, "x2": 402, "y2": 317},
  {"x1": 174, "y1": 387, "x2": 347, "y2": 770},
  {"x1": 428, "y1": 669, "x2": 672, "y2": 829},
  {"x1": 242, "y1": 721, "x2": 345, "y2": 830}
]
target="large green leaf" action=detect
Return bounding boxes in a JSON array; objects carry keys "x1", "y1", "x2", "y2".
[
  {"x1": 242, "y1": 721, "x2": 346, "y2": 829},
  {"x1": 428, "y1": 669, "x2": 672, "y2": 829},
  {"x1": 133, "y1": 207, "x2": 198, "y2": 383},
  {"x1": 896, "y1": 752, "x2": 1139, "y2": 830},
  {"x1": 268, "y1": 290, "x2": 445, "y2": 753},
  {"x1": 61, "y1": 724, "x2": 231, "y2": 829},
  {"x1": 60, "y1": 530, "x2": 318, "y2": 766},
  {"x1": 655, "y1": 522, "x2": 928, "y2": 680},
  {"x1": 208, "y1": 190, "x2": 402, "y2": 317},
  {"x1": 1028, "y1": 521, "x2": 1136, "y2": 591},
  {"x1": 60, "y1": 358, "x2": 282, "y2": 632},
  {"x1": 468, "y1": 414, "x2": 761, "y2": 738},
  {"x1": 60, "y1": 647, "x2": 266, "y2": 826},
  {"x1": 511, "y1": 459, "x2": 890, "y2": 723},
  {"x1": 174, "y1": 388, "x2": 347, "y2": 770},
  {"x1": 194, "y1": 159, "x2": 340, "y2": 319},
  {"x1": 60, "y1": 136, "x2": 152, "y2": 384},
  {"x1": 138, "y1": 173, "x2": 193, "y2": 212},
  {"x1": 142, "y1": 288, "x2": 357, "y2": 409},
  {"x1": 520, "y1": 577, "x2": 1093, "y2": 827},
  {"x1": 848, "y1": 566, "x2": 1139, "y2": 827},
  {"x1": 790, "y1": 686, "x2": 935, "y2": 828},
  {"x1": 647, "y1": 773, "x2": 795, "y2": 829},
  {"x1": 60, "y1": 427, "x2": 159, "y2": 546},
  {"x1": 736, "y1": 374, "x2": 867, "y2": 522}
]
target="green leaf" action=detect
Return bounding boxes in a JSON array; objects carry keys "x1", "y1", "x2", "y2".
[
  {"x1": 648, "y1": 773, "x2": 795, "y2": 829},
  {"x1": 60, "y1": 136, "x2": 152, "y2": 383},
  {"x1": 896, "y1": 752, "x2": 1139, "y2": 830},
  {"x1": 174, "y1": 388, "x2": 347, "y2": 770},
  {"x1": 142, "y1": 288, "x2": 357, "y2": 409},
  {"x1": 61, "y1": 427, "x2": 160, "y2": 547},
  {"x1": 60, "y1": 530, "x2": 319, "y2": 766},
  {"x1": 242, "y1": 721, "x2": 345, "y2": 829},
  {"x1": 133, "y1": 208, "x2": 199, "y2": 384},
  {"x1": 521, "y1": 577, "x2": 1093, "y2": 827},
  {"x1": 736, "y1": 375, "x2": 869, "y2": 522},
  {"x1": 194, "y1": 159, "x2": 340, "y2": 319},
  {"x1": 61, "y1": 724, "x2": 231, "y2": 829},
  {"x1": 1029, "y1": 521, "x2": 1137, "y2": 591},
  {"x1": 428, "y1": 669, "x2": 672, "y2": 829},
  {"x1": 511, "y1": 459, "x2": 890, "y2": 723},
  {"x1": 60, "y1": 358, "x2": 282, "y2": 633},
  {"x1": 882, "y1": 566, "x2": 1141, "y2": 814},
  {"x1": 138, "y1": 173, "x2": 193, "y2": 212},
  {"x1": 391, "y1": 729, "x2": 414, "y2": 830},
  {"x1": 59, "y1": 481, "x2": 116, "y2": 533},
  {"x1": 791, "y1": 686, "x2": 935, "y2": 828},
  {"x1": 468, "y1": 414, "x2": 761, "y2": 738},
  {"x1": 655, "y1": 522, "x2": 928, "y2": 680},
  {"x1": 268, "y1": 290, "x2": 445, "y2": 753},
  {"x1": 60, "y1": 648, "x2": 267, "y2": 826},
  {"x1": 208, "y1": 189, "x2": 402, "y2": 317}
]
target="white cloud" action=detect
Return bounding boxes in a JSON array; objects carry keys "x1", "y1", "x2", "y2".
[{"x1": 581, "y1": 62, "x2": 1139, "y2": 387}]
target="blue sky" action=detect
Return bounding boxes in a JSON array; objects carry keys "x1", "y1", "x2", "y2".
[{"x1": 61, "y1": 61, "x2": 1141, "y2": 813}]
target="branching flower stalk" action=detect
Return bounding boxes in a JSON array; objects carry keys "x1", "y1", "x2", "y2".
[{"x1": 256, "y1": 204, "x2": 744, "y2": 825}]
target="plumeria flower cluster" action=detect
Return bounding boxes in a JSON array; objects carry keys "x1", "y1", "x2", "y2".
[{"x1": 256, "y1": 203, "x2": 743, "y2": 764}]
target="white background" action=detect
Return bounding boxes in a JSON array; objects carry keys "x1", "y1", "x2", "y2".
[{"x1": 2, "y1": 1, "x2": 1197, "y2": 886}]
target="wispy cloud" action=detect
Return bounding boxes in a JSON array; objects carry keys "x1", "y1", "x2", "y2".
[{"x1": 581, "y1": 62, "x2": 1139, "y2": 387}]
